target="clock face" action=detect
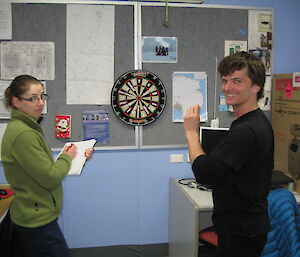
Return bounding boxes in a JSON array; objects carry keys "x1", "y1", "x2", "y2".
[{"x1": 111, "y1": 70, "x2": 167, "y2": 126}]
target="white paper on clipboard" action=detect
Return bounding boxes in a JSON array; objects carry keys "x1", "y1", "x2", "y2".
[{"x1": 56, "y1": 139, "x2": 96, "y2": 175}]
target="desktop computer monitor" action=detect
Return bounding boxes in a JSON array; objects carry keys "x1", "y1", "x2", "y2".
[{"x1": 200, "y1": 127, "x2": 229, "y2": 155}]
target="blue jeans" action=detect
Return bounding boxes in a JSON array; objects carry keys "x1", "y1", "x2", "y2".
[{"x1": 14, "y1": 219, "x2": 70, "y2": 257}]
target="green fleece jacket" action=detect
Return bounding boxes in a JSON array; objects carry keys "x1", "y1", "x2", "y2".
[{"x1": 1, "y1": 109, "x2": 72, "y2": 228}]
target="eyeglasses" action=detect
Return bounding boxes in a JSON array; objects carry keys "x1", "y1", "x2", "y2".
[{"x1": 18, "y1": 93, "x2": 49, "y2": 103}]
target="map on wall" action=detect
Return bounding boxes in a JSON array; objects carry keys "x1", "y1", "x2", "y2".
[
  {"x1": 66, "y1": 4, "x2": 115, "y2": 105},
  {"x1": 172, "y1": 71, "x2": 208, "y2": 122}
]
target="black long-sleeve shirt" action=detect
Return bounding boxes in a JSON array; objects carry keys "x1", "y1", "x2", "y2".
[{"x1": 192, "y1": 109, "x2": 274, "y2": 237}]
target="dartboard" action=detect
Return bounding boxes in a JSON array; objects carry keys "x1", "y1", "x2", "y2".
[{"x1": 111, "y1": 70, "x2": 167, "y2": 126}]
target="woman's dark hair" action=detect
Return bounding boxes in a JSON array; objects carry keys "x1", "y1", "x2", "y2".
[
  {"x1": 4, "y1": 75, "x2": 42, "y2": 108},
  {"x1": 217, "y1": 52, "x2": 266, "y2": 100}
]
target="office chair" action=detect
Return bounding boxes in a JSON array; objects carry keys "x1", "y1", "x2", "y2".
[
  {"x1": 199, "y1": 188, "x2": 300, "y2": 257},
  {"x1": 261, "y1": 188, "x2": 300, "y2": 257},
  {"x1": 199, "y1": 226, "x2": 218, "y2": 249}
]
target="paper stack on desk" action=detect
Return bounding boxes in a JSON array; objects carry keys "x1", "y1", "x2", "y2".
[{"x1": 57, "y1": 139, "x2": 97, "y2": 175}]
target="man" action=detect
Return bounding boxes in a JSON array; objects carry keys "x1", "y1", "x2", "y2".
[{"x1": 184, "y1": 52, "x2": 274, "y2": 257}]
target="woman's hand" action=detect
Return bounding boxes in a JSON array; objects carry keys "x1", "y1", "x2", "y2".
[
  {"x1": 63, "y1": 144, "x2": 77, "y2": 159},
  {"x1": 85, "y1": 148, "x2": 94, "y2": 160}
]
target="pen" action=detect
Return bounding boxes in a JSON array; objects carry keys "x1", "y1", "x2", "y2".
[{"x1": 67, "y1": 144, "x2": 74, "y2": 151}]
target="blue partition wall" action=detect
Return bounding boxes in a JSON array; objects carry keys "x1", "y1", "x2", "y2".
[{"x1": 0, "y1": 0, "x2": 300, "y2": 249}]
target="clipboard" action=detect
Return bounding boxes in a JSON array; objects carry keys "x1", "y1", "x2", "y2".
[{"x1": 56, "y1": 139, "x2": 97, "y2": 175}]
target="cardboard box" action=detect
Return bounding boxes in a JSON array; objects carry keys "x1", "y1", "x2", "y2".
[{"x1": 272, "y1": 73, "x2": 300, "y2": 191}]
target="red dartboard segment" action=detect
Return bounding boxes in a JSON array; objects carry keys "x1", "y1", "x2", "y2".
[{"x1": 111, "y1": 70, "x2": 167, "y2": 126}]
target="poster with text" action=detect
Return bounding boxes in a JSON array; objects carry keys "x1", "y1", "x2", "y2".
[{"x1": 83, "y1": 110, "x2": 109, "y2": 144}]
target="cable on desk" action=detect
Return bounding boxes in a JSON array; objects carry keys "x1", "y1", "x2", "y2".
[
  {"x1": 178, "y1": 178, "x2": 212, "y2": 191},
  {"x1": 178, "y1": 178, "x2": 196, "y2": 185}
]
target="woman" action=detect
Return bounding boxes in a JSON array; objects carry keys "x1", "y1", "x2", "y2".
[{"x1": 1, "y1": 75, "x2": 93, "y2": 257}]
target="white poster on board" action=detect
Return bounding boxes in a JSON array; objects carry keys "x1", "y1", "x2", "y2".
[
  {"x1": 248, "y1": 10, "x2": 273, "y2": 50},
  {"x1": 0, "y1": 4, "x2": 12, "y2": 40},
  {"x1": 0, "y1": 41, "x2": 55, "y2": 80},
  {"x1": 0, "y1": 122, "x2": 8, "y2": 159},
  {"x1": 0, "y1": 80, "x2": 10, "y2": 119},
  {"x1": 66, "y1": 5, "x2": 115, "y2": 105}
]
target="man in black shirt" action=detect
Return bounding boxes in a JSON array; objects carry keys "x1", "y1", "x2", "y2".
[{"x1": 184, "y1": 52, "x2": 274, "y2": 257}]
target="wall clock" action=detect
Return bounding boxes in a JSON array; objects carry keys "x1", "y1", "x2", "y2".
[{"x1": 111, "y1": 70, "x2": 167, "y2": 126}]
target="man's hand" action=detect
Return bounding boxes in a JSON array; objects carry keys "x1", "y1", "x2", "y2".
[
  {"x1": 184, "y1": 104, "x2": 200, "y2": 136},
  {"x1": 184, "y1": 104, "x2": 205, "y2": 164}
]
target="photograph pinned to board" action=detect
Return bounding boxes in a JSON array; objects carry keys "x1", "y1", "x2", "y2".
[
  {"x1": 0, "y1": 80, "x2": 47, "y2": 119},
  {"x1": 224, "y1": 40, "x2": 247, "y2": 57},
  {"x1": 55, "y1": 114, "x2": 71, "y2": 138},
  {"x1": 82, "y1": 110, "x2": 109, "y2": 144},
  {"x1": 258, "y1": 32, "x2": 272, "y2": 49},
  {"x1": 172, "y1": 71, "x2": 208, "y2": 122},
  {"x1": 219, "y1": 94, "x2": 229, "y2": 112},
  {"x1": 142, "y1": 36, "x2": 177, "y2": 63},
  {"x1": 219, "y1": 94, "x2": 233, "y2": 112},
  {"x1": 258, "y1": 76, "x2": 272, "y2": 111},
  {"x1": 249, "y1": 48, "x2": 271, "y2": 75}
]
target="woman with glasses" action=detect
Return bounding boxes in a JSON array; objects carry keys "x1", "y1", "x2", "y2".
[{"x1": 1, "y1": 75, "x2": 93, "y2": 257}]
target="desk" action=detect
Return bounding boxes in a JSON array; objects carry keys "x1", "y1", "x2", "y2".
[
  {"x1": 169, "y1": 178, "x2": 300, "y2": 257},
  {"x1": 0, "y1": 185, "x2": 13, "y2": 223},
  {"x1": 169, "y1": 178, "x2": 213, "y2": 257}
]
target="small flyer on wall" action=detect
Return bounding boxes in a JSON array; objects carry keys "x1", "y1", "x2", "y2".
[
  {"x1": 224, "y1": 40, "x2": 247, "y2": 57},
  {"x1": 293, "y1": 72, "x2": 300, "y2": 88},
  {"x1": 55, "y1": 115, "x2": 71, "y2": 138},
  {"x1": 219, "y1": 94, "x2": 229, "y2": 112},
  {"x1": 82, "y1": 110, "x2": 109, "y2": 144}
]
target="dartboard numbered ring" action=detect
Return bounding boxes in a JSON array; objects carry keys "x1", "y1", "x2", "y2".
[{"x1": 111, "y1": 70, "x2": 167, "y2": 126}]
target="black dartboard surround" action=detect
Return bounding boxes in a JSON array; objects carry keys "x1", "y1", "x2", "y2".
[{"x1": 111, "y1": 70, "x2": 167, "y2": 126}]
